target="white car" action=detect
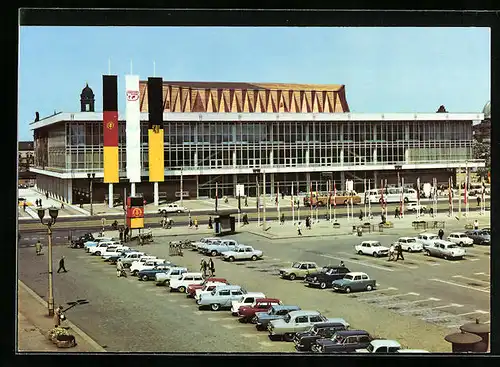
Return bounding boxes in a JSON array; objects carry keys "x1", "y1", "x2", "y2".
[
  {"x1": 158, "y1": 203, "x2": 187, "y2": 214},
  {"x1": 447, "y1": 232, "x2": 474, "y2": 247},
  {"x1": 196, "y1": 238, "x2": 221, "y2": 252},
  {"x1": 155, "y1": 267, "x2": 190, "y2": 286},
  {"x1": 84, "y1": 237, "x2": 114, "y2": 251},
  {"x1": 416, "y1": 232, "x2": 440, "y2": 249},
  {"x1": 405, "y1": 203, "x2": 427, "y2": 212},
  {"x1": 169, "y1": 272, "x2": 205, "y2": 293},
  {"x1": 194, "y1": 282, "x2": 230, "y2": 301},
  {"x1": 89, "y1": 241, "x2": 122, "y2": 255},
  {"x1": 130, "y1": 259, "x2": 167, "y2": 275},
  {"x1": 230, "y1": 292, "x2": 266, "y2": 315},
  {"x1": 222, "y1": 245, "x2": 264, "y2": 262},
  {"x1": 396, "y1": 237, "x2": 423, "y2": 252},
  {"x1": 101, "y1": 246, "x2": 130, "y2": 260},
  {"x1": 425, "y1": 240, "x2": 466, "y2": 260},
  {"x1": 354, "y1": 241, "x2": 389, "y2": 257}
]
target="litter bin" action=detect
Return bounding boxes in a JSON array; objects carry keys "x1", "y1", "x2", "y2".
[
  {"x1": 460, "y1": 319, "x2": 490, "y2": 352},
  {"x1": 215, "y1": 222, "x2": 221, "y2": 235},
  {"x1": 444, "y1": 330, "x2": 482, "y2": 353}
]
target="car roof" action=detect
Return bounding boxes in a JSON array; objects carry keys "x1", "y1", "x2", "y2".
[
  {"x1": 449, "y1": 232, "x2": 466, "y2": 235},
  {"x1": 295, "y1": 262, "x2": 317, "y2": 265},
  {"x1": 273, "y1": 305, "x2": 300, "y2": 311},
  {"x1": 335, "y1": 330, "x2": 369, "y2": 336},
  {"x1": 243, "y1": 292, "x2": 266, "y2": 297},
  {"x1": 255, "y1": 298, "x2": 280, "y2": 303},
  {"x1": 370, "y1": 340, "x2": 401, "y2": 348},
  {"x1": 214, "y1": 284, "x2": 242, "y2": 290},
  {"x1": 433, "y1": 240, "x2": 455, "y2": 246},
  {"x1": 206, "y1": 277, "x2": 227, "y2": 282},
  {"x1": 313, "y1": 320, "x2": 349, "y2": 328},
  {"x1": 288, "y1": 310, "x2": 321, "y2": 317},
  {"x1": 345, "y1": 272, "x2": 367, "y2": 277},
  {"x1": 419, "y1": 232, "x2": 438, "y2": 237},
  {"x1": 398, "y1": 237, "x2": 416, "y2": 240},
  {"x1": 181, "y1": 272, "x2": 203, "y2": 276},
  {"x1": 361, "y1": 240, "x2": 380, "y2": 244}
]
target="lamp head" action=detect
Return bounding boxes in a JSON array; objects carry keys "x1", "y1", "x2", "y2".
[
  {"x1": 37, "y1": 208, "x2": 45, "y2": 222},
  {"x1": 48, "y1": 206, "x2": 59, "y2": 222}
]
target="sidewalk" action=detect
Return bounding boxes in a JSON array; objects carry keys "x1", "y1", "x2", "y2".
[
  {"x1": 17, "y1": 280, "x2": 106, "y2": 353},
  {"x1": 19, "y1": 188, "x2": 88, "y2": 218}
]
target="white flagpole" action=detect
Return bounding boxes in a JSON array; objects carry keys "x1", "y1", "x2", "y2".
[
  {"x1": 363, "y1": 179, "x2": 367, "y2": 221},
  {"x1": 291, "y1": 183, "x2": 295, "y2": 224},
  {"x1": 458, "y1": 178, "x2": 462, "y2": 218},
  {"x1": 315, "y1": 181, "x2": 319, "y2": 223},
  {"x1": 333, "y1": 181, "x2": 337, "y2": 222},
  {"x1": 297, "y1": 181, "x2": 300, "y2": 224},
  {"x1": 329, "y1": 180, "x2": 332, "y2": 222},
  {"x1": 368, "y1": 179, "x2": 372, "y2": 219},
  {"x1": 465, "y1": 163, "x2": 469, "y2": 217},
  {"x1": 401, "y1": 177, "x2": 405, "y2": 218},
  {"x1": 277, "y1": 182, "x2": 280, "y2": 223},
  {"x1": 416, "y1": 177, "x2": 421, "y2": 218}
]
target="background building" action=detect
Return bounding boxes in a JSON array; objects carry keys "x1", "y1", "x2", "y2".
[
  {"x1": 29, "y1": 81, "x2": 485, "y2": 205},
  {"x1": 18, "y1": 141, "x2": 35, "y2": 186}
]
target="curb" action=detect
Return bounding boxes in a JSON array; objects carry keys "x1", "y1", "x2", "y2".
[{"x1": 18, "y1": 280, "x2": 107, "y2": 353}]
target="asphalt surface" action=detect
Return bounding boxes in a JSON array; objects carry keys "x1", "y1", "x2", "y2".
[{"x1": 18, "y1": 221, "x2": 490, "y2": 353}]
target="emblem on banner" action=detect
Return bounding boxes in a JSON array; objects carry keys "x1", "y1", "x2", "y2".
[
  {"x1": 106, "y1": 121, "x2": 115, "y2": 130},
  {"x1": 126, "y1": 90, "x2": 139, "y2": 101},
  {"x1": 153, "y1": 125, "x2": 160, "y2": 133},
  {"x1": 132, "y1": 207, "x2": 143, "y2": 217}
]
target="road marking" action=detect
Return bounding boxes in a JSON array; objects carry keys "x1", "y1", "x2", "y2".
[
  {"x1": 321, "y1": 253, "x2": 395, "y2": 272},
  {"x1": 430, "y1": 279, "x2": 490, "y2": 293},
  {"x1": 398, "y1": 303, "x2": 464, "y2": 314},
  {"x1": 451, "y1": 275, "x2": 490, "y2": 284},
  {"x1": 474, "y1": 272, "x2": 490, "y2": 277},
  {"x1": 179, "y1": 304, "x2": 190, "y2": 308},
  {"x1": 168, "y1": 299, "x2": 177, "y2": 303},
  {"x1": 272, "y1": 258, "x2": 281, "y2": 261},
  {"x1": 358, "y1": 292, "x2": 419, "y2": 302},
  {"x1": 193, "y1": 311, "x2": 205, "y2": 316},
  {"x1": 335, "y1": 251, "x2": 418, "y2": 269},
  {"x1": 221, "y1": 324, "x2": 247, "y2": 329},
  {"x1": 464, "y1": 247, "x2": 490, "y2": 256},
  {"x1": 207, "y1": 317, "x2": 224, "y2": 321},
  {"x1": 241, "y1": 333, "x2": 259, "y2": 338},
  {"x1": 259, "y1": 341, "x2": 275, "y2": 347},
  {"x1": 383, "y1": 297, "x2": 440, "y2": 307},
  {"x1": 468, "y1": 258, "x2": 480, "y2": 261},
  {"x1": 423, "y1": 310, "x2": 489, "y2": 321}
]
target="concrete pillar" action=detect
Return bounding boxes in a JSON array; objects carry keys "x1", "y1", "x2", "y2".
[
  {"x1": 108, "y1": 184, "x2": 113, "y2": 208},
  {"x1": 340, "y1": 171, "x2": 345, "y2": 191},
  {"x1": 233, "y1": 150, "x2": 237, "y2": 168},
  {"x1": 305, "y1": 150, "x2": 310, "y2": 165},
  {"x1": 405, "y1": 149, "x2": 409, "y2": 164},
  {"x1": 153, "y1": 182, "x2": 159, "y2": 206},
  {"x1": 194, "y1": 151, "x2": 198, "y2": 168},
  {"x1": 270, "y1": 173, "x2": 275, "y2": 198},
  {"x1": 269, "y1": 150, "x2": 274, "y2": 167},
  {"x1": 374, "y1": 171, "x2": 378, "y2": 189},
  {"x1": 306, "y1": 172, "x2": 311, "y2": 192},
  {"x1": 373, "y1": 148, "x2": 377, "y2": 163},
  {"x1": 233, "y1": 174, "x2": 237, "y2": 196},
  {"x1": 131, "y1": 183, "x2": 136, "y2": 196},
  {"x1": 68, "y1": 180, "x2": 73, "y2": 204},
  {"x1": 340, "y1": 149, "x2": 344, "y2": 166}
]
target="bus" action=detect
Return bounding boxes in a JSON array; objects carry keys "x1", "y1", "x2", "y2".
[{"x1": 364, "y1": 187, "x2": 418, "y2": 204}]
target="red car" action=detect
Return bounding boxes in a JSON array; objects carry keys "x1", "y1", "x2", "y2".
[
  {"x1": 238, "y1": 298, "x2": 282, "y2": 323},
  {"x1": 186, "y1": 277, "x2": 228, "y2": 298}
]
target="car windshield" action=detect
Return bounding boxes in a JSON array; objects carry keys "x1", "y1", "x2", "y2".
[
  {"x1": 447, "y1": 244, "x2": 458, "y2": 249},
  {"x1": 429, "y1": 236, "x2": 438, "y2": 240},
  {"x1": 320, "y1": 267, "x2": 330, "y2": 273},
  {"x1": 407, "y1": 238, "x2": 416, "y2": 243},
  {"x1": 343, "y1": 275, "x2": 353, "y2": 281},
  {"x1": 367, "y1": 343, "x2": 374, "y2": 352},
  {"x1": 332, "y1": 334, "x2": 343, "y2": 343},
  {"x1": 291, "y1": 263, "x2": 301, "y2": 269},
  {"x1": 268, "y1": 308, "x2": 275, "y2": 315},
  {"x1": 283, "y1": 314, "x2": 291, "y2": 323},
  {"x1": 211, "y1": 289, "x2": 217, "y2": 295}
]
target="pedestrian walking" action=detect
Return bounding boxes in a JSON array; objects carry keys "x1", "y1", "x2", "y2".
[
  {"x1": 116, "y1": 260, "x2": 125, "y2": 277},
  {"x1": 438, "y1": 228, "x2": 444, "y2": 240},
  {"x1": 243, "y1": 213, "x2": 249, "y2": 225},
  {"x1": 119, "y1": 227, "x2": 124, "y2": 242},
  {"x1": 474, "y1": 220, "x2": 479, "y2": 230},
  {"x1": 280, "y1": 213, "x2": 285, "y2": 225},
  {"x1": 305, "y1": 216, "x2": 311, "y2": 229},
  {"x1": 61, "y1": 202, "x2": 64, "y2": 209},
  {"x1": 388, "y1": 243, "x2": 395, "y2": 261},
  {"x1": 200, "y1": 259, "x2": 206, "y2": 274},
  {"x1": 35, "y1": 240, "x2": 43, "y2": 256},
  {"x1": 194, "y1": 217, "x2": 198, "y2": 229},
  {"x1": 209, "y1": 258, "x2": 215, "y2": 277},
  {"x1": 124, "y1": 227, "x2": 130, "y2": 242},
  {"x1": 429, "y1": 207, "x2": 434, "y2": 217},
  {"x1": 189, "y1": 217, "x2": 193, "y2": 228},
  {"x1": 394, "y1": 207, "x2": 400, "y2": 218},
  {"x1": 395, "y1": 243, "x2": 404, "y2": 261},
  {"x1": 339, "y1": 261, "x2": 345, "y2": 267},
  {"x1": 208, "y1": 216, "x2": 213, "y2": 229},
  {"x1": 477, "y1": 196, "x2": 481, "y2": 207},
  {"x1": 201, "y1": 259, "x2": 208, "y2": 277},
  {"x1": 57, "y1": 256, "x2": 67, "y2": 273},
  {"x1": 297, "y1": 222, "x2": 303, "y2": 236},
  {"x1": 54, "y1": 305, "x2": 63, "y2": 328},
  {"x1": 244, "y1": 196, "x2": 248, "y2": 207},
  {"x1": 282, "y1": 192, "x2": 285, "y2": 200},
  {"x1": 23, "y1": 201, "x2": 26, "y2": 212},
  {"x1": 359, "y1": 209, "x2": 364, "y2": 221},
  {"x1": 46, "y1": 192, "x2": 49, "y2": 200},
  {"x1": 275, "y1": 196, "x2": 278, "y2": 206}
]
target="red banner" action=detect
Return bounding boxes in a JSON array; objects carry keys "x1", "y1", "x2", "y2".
[{"x1": 103, "y1": 111, "x2": 118, "y2": 147}]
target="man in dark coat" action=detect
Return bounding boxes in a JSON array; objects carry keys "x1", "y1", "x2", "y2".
[
  {"x1": 209, "y1": 258, "x2": 215, "y2": 277},
  {"x1": 202, "y1": 259, "x2": 208, "y2": 277},
  {"x1": 208, "y1": 216, "x2": 213, "y2": 229},
  {"x1": 438, "y1": 228, "x2": 444, "y2": 240},
  {"x1": 280, "y1": 213, "x2": 285, "y2": 225},
  {"x1": 394, "y1": 244, "x2": 404, "y2": 261},
  {"x1": 57, "y1": 256, "x2": 67, "y2": 273}
]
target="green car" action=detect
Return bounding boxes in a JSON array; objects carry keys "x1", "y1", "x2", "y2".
[{"x1": 279, "y1": 262, "x2": 319, "y2": 280}]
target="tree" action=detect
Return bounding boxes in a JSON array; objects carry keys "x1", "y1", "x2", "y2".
[{"x1": 472, "y1": 140, "x2": 490, "y2": 180}]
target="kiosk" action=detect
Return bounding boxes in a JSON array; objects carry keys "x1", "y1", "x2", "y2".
[{"x1": 210, "y1": 210, "x2": 238, "y2": 235}]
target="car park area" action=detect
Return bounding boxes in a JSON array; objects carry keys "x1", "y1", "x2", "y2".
[{"x1": 18, "y1": 221, "x2": 490, "y2": 353}]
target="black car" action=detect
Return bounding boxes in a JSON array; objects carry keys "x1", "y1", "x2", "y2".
[
  {"x1": 294, "y1": 322, "x2": 349, "y2": 352},
  {"x1": 70, "y1": 233, "x2": 95, "y2": 248},
  {"x1": 465, "y1": 230, "x2": 490, "y2": 245},
  {"x1": 312, "y1": 330, "x2": 373, "y2": 353},
  {"x1": 306, "y1": 266, "x2": 351, "y2": 289}
]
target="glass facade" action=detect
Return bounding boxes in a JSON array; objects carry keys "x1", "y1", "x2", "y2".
[{"x1": 33, "y1": 119, "x2": 473, "y2": 173}]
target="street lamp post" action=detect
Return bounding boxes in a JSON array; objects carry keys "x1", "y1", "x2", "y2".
[
  {"x1": 37, "y1": 206, "x2": 59, "y2": 316},
  {"x1": 87, "y1": 173, "x2": 95, "y2": 216}
]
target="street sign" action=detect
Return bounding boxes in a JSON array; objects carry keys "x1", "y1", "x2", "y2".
[{"x1": 236, "y1": 184, "x2": 245, "y2": 197}]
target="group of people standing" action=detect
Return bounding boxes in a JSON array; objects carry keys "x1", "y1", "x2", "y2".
[
  {"x1": 200, "y1": 258, "x2": 215, "y2": 277},
  {"x1": 388, "y1": 243, "x2": 405, "y2": 261}
]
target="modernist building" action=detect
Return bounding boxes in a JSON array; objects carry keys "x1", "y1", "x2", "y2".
[
  {"x1": 18, "y1": 141, "x2": 35, "y2": 185},
  {"x1": 30, "y1": 81, "x2": 485, "y2": 204}
]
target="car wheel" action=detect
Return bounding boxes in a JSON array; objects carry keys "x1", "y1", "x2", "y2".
[
  {"x1": 95, "y1": 251, "x2": 101, "y2": 256},
  {"x1": 459, "y1": 242, "x2": 464, "y2": 247},
  {"x1": 228, "y1": 256, "x2": 235, "y2": 262},
  {"x1": 177, "y1": 210, "x2": 181, "y2": 213},
  {"x1": 425, "y1": 250, "x2": 431, "y2": 256},
  {"x1": 443, "y1": 255, "x2": 448, "y2": 260},
  {"x1": 317, "y1": 201, "x2": 323, "y2": 207},
  {"x1": 251, "y1": 255, "x2": 258, "y2": 261},
  {"x1": 141, "y1": 275, "x2": 149, "y2": 281},
  {"x1": 320, "y1": 282, "x2": 327, "y2": 289},
  {"x1": 345, "y1": 287, "x2": 351, "y2": 293},
  {"x1": 132, "y1": 270, "x2": 138, "y2": 276},
  {"x1": 357, "y1": 250, "x2": 363, "y2": 255},
  {"x1": 404, "y1": 197, "x2": 409, "y2": 203},
  {"x1": 289, "y1": 273, "x2": 297, "y2": 280},
  {"x1": 407, "y1": 248, "x2": 412, "y2": 253},
  {"x1": 283, "y1": 333, "x2": 295, "y2": 342},
  {"x1": 178, "y1": 286, "x2": 186, "y2": 293},
  {"x1": 373, "y1": 252, "x2": 378, "y2": 258},
  {"x1": 211, "y1": 303, "x2": 220, "y2": 311},
  {"x1": 366, "y1": 284, "x2": 373, "y2": 291},
  {"x1": 211, "y1": 250, "x2": 218, "y2": 257}
]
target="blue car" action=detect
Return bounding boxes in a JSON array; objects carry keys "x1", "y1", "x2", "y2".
[
  {"x1": 138, "y1": 264, "x2": 176, "y2": 281},
  {"x1": 254, "y1": 305, "x2": 301, "y2": 331}
]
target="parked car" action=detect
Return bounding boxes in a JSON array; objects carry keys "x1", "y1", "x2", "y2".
[
  {"x1": 424, "y1": 240, "x2": 466, "y2": 260},
  {"x1": 311, "y1": 330, "x2": 372, "y2": 353},
  {"x1": 447, "y1": 232, "x2": 474, "y2": 247},
  {"x1": 222, "y1": 245, "x2": 264, "y2": 262},
  {"x1": 101, "y1": 246, "x2": 130, "y2": 260},
  {"x1": 465, "y1": 230, "x2": 491, "y2": 245},
  {"x1": 70, "y1": 233, "x2": 94, "y2": 248},
  {"x1": 186, "y1": 278, "x2": 229, "y2": 298},
  {"x1": 332, "y1": 272, "x2": 376, "y2": 293},
  {"x1": 196, "y1": 285, "x2": 247, "y2": 311},
  {"x1": 416, "y1": 232, "x2": 440, "y2": 249},
  {"x1": 254, "y1": 305, "x2": 301, "y2": 331},
  {"x1": 107, "y1": 249, "x2": 138, "y2": 264},
  {"x1": 306, "y1": 266, "x2": 351, "y2": 289},
  {"x1": 88, "y1": 240, "x2": 121, "y2": 255},
  {"x1": 158, "y1": 203, "x2": 187, "y2": 214},
  {"x1": 355, "y1": 339, "x2": 402, "y2": 353},
  {"x1": 395, "y1": 237, "x2": 423, "y2": 252},
  {"x1": 267, "y1": 310, "x2": 330, "y2": 342},
  {"x1": 202, "y1": 239, "x2": 239, "y2": 256},
  {"x1": 117, "y1": 253, "x2": 149, "y2": 268},
  {"x1": 138, "y1": 265, "x2": 185, "y2": 281},
  {"x1": 155, "y1": 267, "x2": 191, "y2": 286},
  {"x1": 230, "y1": 292, "x2": 267, "y2": 315},
  {"x1": 279, "y1": 262, "x2": 319, "y2": 280},
  {"x1": 237, "y1": 298, "x2": 282, "y2": 323},
  {"x1": 169, "y1": 272, "x2": 205, "y2": 293},
  {"x1": 194, "y1": 238, "x2": 220, "y2": 252},
  {"x1": 130, "y1": 259, "x2": 167, "y2": 276},
  {"x1": 84, "y1": 237, "x2": 114, "y2": 251},
  {"x1": 194, "y1": 283, "x2": 233, "y2": 301},
  {"x1": 405, "y1": 203, "x2": 427, "y2": 212},
  {"x1": 294, "y1": 321, "x2": 350, "y2": 352},
  {"x1": 354, "y1": 241, "x2": 389, "y2": 257}
]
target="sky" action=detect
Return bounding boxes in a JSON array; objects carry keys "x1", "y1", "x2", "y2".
[{"x1": 18, "y1": 27, "x2": 490, "y2": 141}]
